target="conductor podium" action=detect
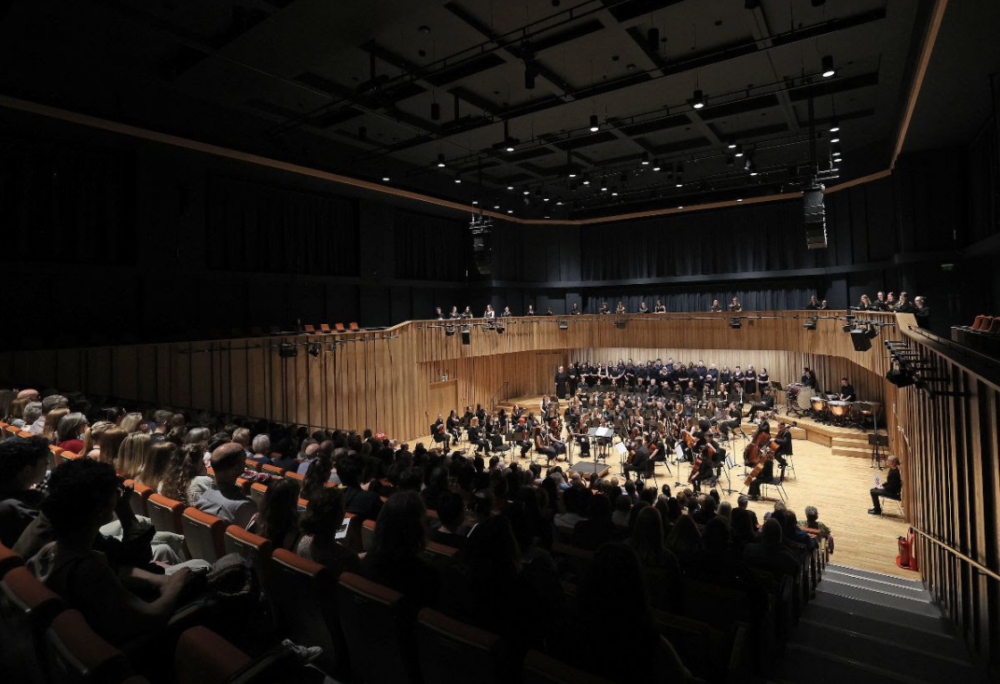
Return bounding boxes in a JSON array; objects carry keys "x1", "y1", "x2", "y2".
[{"x1": 570, "y1": 427, "x2": 615, "y2": 477}]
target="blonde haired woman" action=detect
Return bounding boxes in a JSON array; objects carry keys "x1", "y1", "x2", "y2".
[
  {"x1": 98, "y1": 427, "x2": 128, "y2": 469},
  {"x1": 138, "y1": 441, "x2": 177, "y2": 493},
  {"x1": 117, "y1": 432, "x2": 151, "y2": 479},
  {"x1": 41, "y1": 408, "x2": 69, "y2": 442},
  {"x1": 120, "y1": 412, "x2": 148, "y2": 434},
  {"x1": 81, "y1": 421, "x2": 114, "y2": 459}
]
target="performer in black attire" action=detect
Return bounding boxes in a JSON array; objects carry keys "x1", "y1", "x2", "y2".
[
  {"x1": 554, "y1": 366, "x2": 569, "y2": 400},
  {"x1": 838, "y1": 378, "x2": 856, "y2": 402},
  {"x1": 570, "y1": 302, "x2": 582, "y2": 315},
  {"x1": 869, "y1": 456, "x2": 902, "y2": 514},
  {"x1": 623, "y1": 437, "x2": 651, "y2": 481},
  {"x1": 567, "y1": 364, "x2": 580, "y2": 396},
  {"x1": 747, "y1": 387, "x2": 775, "y2": 422},
  {"x1": 747, "y1": 456, "x2": 773, "y2": 500},
  {"x1": 804, "y1": 295, "x2": 820, "y2": 310},
  {"x1": 771, "y1": 422, "x2": 793, "y2": 469}
]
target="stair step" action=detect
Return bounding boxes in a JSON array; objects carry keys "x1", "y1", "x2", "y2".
[
  {"x1": 822, "y1": 569, "x2": 929, "y2": 597},
  {"x1": 831, "y1": 445, "x2": 892, "y2": 459},
  {"x1": 808, "y1": 591, "x2": 951, "y2": 635},
  {"x1": 826, "y1": 564, "x2": 924, "y2": 589},
  {"x1": 790, "y1": 620, "x2": 975, "y2": 682},
  {"x1": 817, "y1": 579, "x2": 939, "y2": 617},
  {"x1": 831, "y1": 434, "x2": 872, "y2": 444},
  {"x1": 777, "y1": 643, "x2": 936, "y2": 684},
  {"x1": 802, "y1": 603, "x2": 964, "y2": 658}
]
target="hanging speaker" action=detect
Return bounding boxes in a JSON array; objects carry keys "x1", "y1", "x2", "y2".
[
  {"x1": 803, "y1": 187, "x2": 827, "y2": 249},
  {"x1": 461, "y1": 329, "x2": 471, "y2": 345},
  {"x1": 850, "y1": 329, "x2": 872, "y2": 352}
]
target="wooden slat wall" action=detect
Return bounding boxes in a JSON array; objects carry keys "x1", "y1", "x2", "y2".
[
  {"x1": 896, "y1": 315, "x2": 1000, "y2": 676},
  {"x1": 0, "y1": 312, "x2": 897, "y2": 446}
]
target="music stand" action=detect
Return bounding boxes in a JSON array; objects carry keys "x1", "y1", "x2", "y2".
[{"x1": 869, "y1": 434, "x2": 889, "y2": 470}]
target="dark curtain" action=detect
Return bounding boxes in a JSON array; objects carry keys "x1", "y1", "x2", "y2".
[
  {"x1": 579, "y1": 201, "x2": 839, "y2": 281},
  {"x1": 0, "y1": 136, "x2": 134, "y2": 265},
  {"x1": 394, "y1": 211, "x2": 470, "y2": 280},
  {"x1": 206, "y1": 175, "x2": 358, "y2": 276}
]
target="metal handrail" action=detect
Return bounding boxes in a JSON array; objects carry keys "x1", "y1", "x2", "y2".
[
  {"x1": 488, "y1": 381, "x2": 510, "y2": 412},
  {"x1": 910, "y1": 526, "x2": 1000, "y2": 582}
]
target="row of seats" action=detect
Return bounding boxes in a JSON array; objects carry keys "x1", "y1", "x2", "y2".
[
  {"x1": 965, "y1": 315, "x2": 1000, "y2": 334},
  {"x1": 302, "y1": 323, "x2": 360, "y2": 334}
]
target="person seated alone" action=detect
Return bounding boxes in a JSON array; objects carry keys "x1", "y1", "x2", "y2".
[
  {"x1": 194, "y1": 443, "x2": 257, "y2": 528},
  {"x1": 869, "y1": 456, "x2": 902, "y2": 515}
]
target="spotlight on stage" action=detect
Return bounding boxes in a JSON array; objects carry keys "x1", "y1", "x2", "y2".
[
  {"x1": 308, "y1": 343, "x2": 321, "y2": 358},
  {"x1": 842, "y1": 323, "x2": 853, "y2": 333},
  {"x1": 445, "y1": 326, "x2": 456, "y2": 337},
  {"x1": 558, "y1": 320, "x2": 569, "y2": 330},
  {"x1": 803, "y1": 317, "x2": 817, "y2": 330},
  {"x1": 496, "y1": 324, "x2": 505, "y2": 334},
  {"x1": 729, "y1": 318, "x2": 742, "y2": 329},
  {"x1": 615, "y1": 321, "x2": 627, "y2": 330},
  {"x1": 865, "y1": 325, "x2": 879, "y2": 339},
  {"x1": 278, "y1": 342, "x2": 298, "y2": 358}
]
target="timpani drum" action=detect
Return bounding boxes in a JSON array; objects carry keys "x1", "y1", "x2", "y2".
[
  {"x1": 828, "y1": 401, "x2": 852, "y2": 419},
  {"x1": 853, "y1": 401, "x2": 882, "y2": 423},
  {"x1": 787, "y1": 383, "x2": 803, "y2": 398},
  {"x1": 810, "y1": 396, "x2": 828, "y2": 413}
]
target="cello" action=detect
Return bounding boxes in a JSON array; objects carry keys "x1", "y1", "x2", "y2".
[
  {"x1": 744, "y1": 451, "x2": 773, "y2": 487},
  {"x1": 743, "y1": 428, "x2": 769, "y2": 466}
]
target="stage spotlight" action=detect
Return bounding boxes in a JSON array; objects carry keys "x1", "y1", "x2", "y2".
[
  {"x1": 558, "y1": 320, "x2": 569, "y2": 330},
  {"x1": 821, "y1": 55, "x2": 835, "y2": 78},
  {"x1": 308, "y1": 343, "x2": 321, "y2": 358},
  {"x1": 803, "y1": 317, "x2": 817, "y2": 330},
  {"x1": 445, "y1": 326, "x2": 456, "y2": 337},
  {"x1": 496, "y1": 324, "x2": 505, "y2": 334},
  {"x1": 865, "y1": 325, "x2": 879, "y2": 339},
  {"x1": 886, "y1": 362, "x2": 915, "y2": 388},
  {"x1": 589, "y1": 114, "x2": 600, "y2": 132},
  {"x1": 615, "y1": 321, "x2": 627, "y2": 330},
  {"x1": 842, "y1": 323, "x2": 853, "y2": 333},
  {"x1": 278, "y1": 342, "x2": 298, "y2": 358},
  {"x1": 729, "y1": 318, "x2": 742, "y2": 329},
  {"x1": 691, "y1": 89, "x2": 705, "y2": 109}
]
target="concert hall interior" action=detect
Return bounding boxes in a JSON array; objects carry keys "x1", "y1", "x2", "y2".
[{"x1": 1, "y1": 1, "x2": 999, "y2": 683}]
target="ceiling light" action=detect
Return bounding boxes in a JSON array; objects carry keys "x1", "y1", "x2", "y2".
[
  {"x1": 556, "y1": 201, "x2": 564, "y2": 206},
  {"x1": 507, "y1": 185, "x2": 514, "y2": 190},
  {"x1": 737, "y1": 198, "x2": 743, "y2": 202},
  {"x1": 611, "y1": 190, "x2": 618, "y2": 196},
  {"x1": 641, "y1": 152, "x2": 650, "y2": 165},
  {"x1": 437, "y1": 154, "x2": 446, "y2": 168},
  {"x1": 830, "y1": 136, "x2": 840, "y2": 143},
  {"x1": 821, "y1": 55, "x2": 835, "y2": 78},
  {"x1": 677, "y1": 205, "x2": 684, "y2": 209},
  {"x1": 523, "y1": 190, "x2": 530, "y2": 195},
  {"x1": 494, "y1": 205, "x2": 500, "y2": 209},
  {"x1": 829, "y1": 120, "x2": 840, "y2": 133},
  {"x1": 727, "y1": 140, "x2": 737, "y2": 149},
  {"x1": 750, "y1": 171, "x2": 758, "y2": 176},
  {"x1": 692, "y1": 89, "x2": 705, "y2": 109},
  {"x1": 589, "y1": 114, "x2": 600, "y2": 132},
  {"x1": 568, "y1": 171, "x2": 577, "y2": 178},
  {"x1": 505, "y1": 142, "x2": 515, "y2": 152},
  {"x1": 507, "y1": 209, "x2": 513, "y2": 214},
  {"x1": 543, "y1": 197, "x2": 550, "y2": 202},
  {"x1": 454, "y1": 175, "x2": 462, "y2": 183},
  {"x1": 676, "y1": 183, "x2": 683, "y2": 188},
  {"x1": 652, "y1": 159, "x2": 661, "y2": 171},
  {"x1": 472, "y1": 200, "x2": 478, "y2": 205},
  {"x1": 583, "y1": 178, "x2": 591, "y2": 185},
  {"x1": 734, "y1": 145, "x2": 745, "y2": 158},
  {"x1": 382, "y1": 175, "x2": 390, "y2": 182},
  {"x1": 601, "y1": 184, "x2": 608, "y2": 192}
]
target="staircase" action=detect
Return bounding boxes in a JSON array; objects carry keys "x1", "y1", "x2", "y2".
[
  {"x1": 775, "y1": 564, "x2": 987, "y2": 684},
  {"x1": 830, "y1": 433, "x2": 891, "y2": 460}
]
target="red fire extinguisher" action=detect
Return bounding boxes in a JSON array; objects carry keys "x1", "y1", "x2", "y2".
[{"x1": 897, "y1": 528, "x2": 919, "y2": 571}]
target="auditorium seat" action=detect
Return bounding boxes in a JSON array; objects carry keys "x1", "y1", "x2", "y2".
[
  {"x1": 60, "y1": 450, "x2": 80, "y2": 461},
  {"x1": 146, "y1": 493, "x2": 185, "y2": 535},
  {"x1": 249, "y1": 482, "x2": 268, "y2": 509},
  {"x1": 348, "y1": 322, "x2": 359, "y2": 331},
  {"x1": 989, "y1": 317, "x2": 1000, "y2": 335},
  {"x1": 261, "y1": 464, "x2": 285, "y2": 478},
  {"x1": 181, "y1": 508, "x2": 227, "y2": 562},
  {"x1": 224, "y1": 525, "x2": 273, "y2": 588},
  {"x1": 320, "y1": 324, "x2": 333, "y2": 333},
  {"x1": 0, "y1": 566, "x2": 68, "y2": 684},
  {"x1": 285, "y1": 471, "x2": 305, "y2": 483},
  {"x1": 128, "y1": 481, "x2": 154, "y2": 517},
  {"x1": 174, "y1": 626, "x2": 252, "y2": 684},
  {"x1": 303, "y1": 324, "x2": 317, "y2": 334},
  {"x1": 49, "y1": 445, "x2": 64, "y2": 468},
  {"x1": 361, "y1": 519, "x2": 376, "y2": 552},
  {"x1": 266, "y1": 549, "x2": 348, "y2": 678},
  {"x1": 971, "y1": 315, "x2": 985, "y2": 329},
  {"x1": 337, "y1": 572, "x2": 418, "y2": 684},
  {"x1": 415, "y1": 608, "x2": 509, "y2": 684},
  {"x1": 523, "y1": 650, "x2": 615, "y2": 684},
  {"x1": 0, "y1": 541, "x2": 24, "y2": 579},
  {"x1": 652, "y1": 609, "x2": 746, "y2": 684},
  {"x1": 44, "y1": 609, "x2": 135, "y2": 683},
  {"x1": 342, "y1": 513, "x2": 362, "y2": 553},
  {"x1": 244, "y1": 459, "x2": 261, "y2": 472},
  {"x1": 334, "y1": 323, "x2": 345, "y2": 332}
]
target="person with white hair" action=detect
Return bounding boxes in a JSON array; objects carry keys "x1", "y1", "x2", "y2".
[{"x1": 250, "y1": 433, "x2": 273, "y2": 466}]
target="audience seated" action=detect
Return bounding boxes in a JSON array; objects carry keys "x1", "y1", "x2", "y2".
[
  {"x1": 251, "y1": 478, "x2": 301, "y2": 551},
  {"x1": 0, "y1": 436, "x2": 50, "y2": 547},
  {"x1": 193, "y1": 444, "x2": 257, "y2": 528},
  {"x1": 295, "y1": 487, "x2": 359, "y2": 572}
]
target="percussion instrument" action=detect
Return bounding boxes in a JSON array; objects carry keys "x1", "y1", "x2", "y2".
[
  {"x1": 853, "y1": 401, "x2": 882, "y2": 417},
  {"x1": 828, "y1": 401, "x2": 852, "y2": 418},
  {"x1": 787, "y1": 383, "x2": 803, "y2": 398},
  {"x1": 797, "y1": 391, "x2": 812, "y2": 410},
  {"x1": 810, "y1": 397, "x2": 827, "y2": 413}
]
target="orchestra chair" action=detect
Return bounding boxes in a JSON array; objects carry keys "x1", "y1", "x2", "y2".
[
  {"x1": 489, "y1": 433, "x2": 511, "y2": 456},
  {"x1": 0, "y1": 541, "x2": 24, "y2": 579},
  {"x1": 224, "y1": 525, "x2": 274, "y2": 589},
  {"x1": 761, "y1": 471, "x2": 788, "y2": 503},
  {"x1": 415, "y1": 608, "x2": 510, "y2": 684},
  {"x1": 181, "y1": 507, "x2": 228, "y2": 562},
  {"x1": 0, "y1": 566, "x2": 68, "y2": 684},
  {"x1": 266, "y1": 549, "x2": 349, "y2": 678},
  {"x1": 634, "y1": 456, "x2": 658, "y2": 489},
  {"x1": 523, "y1": 650, "x2": 615, "y2": 684},
  {"x1": 44, "y1": 609, "x2": 136, "y2": 684},
  {"x1": 147, "y1": 493, "x2": 185, "y2": 535},
  {"x1": 128, "y1": 481, "x2": 154, "y2": 517},
  {"x1": 337, "y1": 572, "x2": 419, "y2": 684},
  {"x1": 781, "y1": 453, "x2": 796, "y2": 480},
  {"x1": 878, "y1": 493, "x2": 904, "y2": 516}
]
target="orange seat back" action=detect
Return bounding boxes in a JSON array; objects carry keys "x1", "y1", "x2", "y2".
[
  {"x1": 262, "y1": 464, "x2": 285, "y2": 478},
  {"x1": 147, "y1": 494, "x2": 185, "y2": 535},
  {"x1": 416, "y1": 608, "x2": 508, "y2": 684},
  {"x1": 224, "y1": 525, "x2": 273, "y2": 588},
  {"x1": 349, "y1": 322, "x2": 359, "y2": 330},
  {"x1": 244, "y1": 459, "x2": 261, "y2": 472},
  {"x1": 337, "y1": 572, "x2": 415, "y2": 682},
  {"x1": 129, "y1": 482, "x2": 154, "y2": 517},
  {"x1": 181, "y1": 508, "x2": 228, "y2": 562},
  {"x1": 249, "y1": 482, "x2": 268, "y2": 509},
  {"x1": 45, "y1": 609, "x2": 132, "y2": 684},
  {"x1": 0, "y1": 541, "x2": 24, "y2": 580},
  {"x1": 174, "y1": 626, "x2": 252, "y2": 684}
]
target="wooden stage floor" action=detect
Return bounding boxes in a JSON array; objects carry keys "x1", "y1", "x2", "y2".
[{"x1": 403, "y1": 394, "x2": 912, "y2": 579}]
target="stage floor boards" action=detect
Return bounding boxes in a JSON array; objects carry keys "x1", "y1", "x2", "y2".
[{"x1": 403, "y1": 394, "x2": 913, "y2": 579}]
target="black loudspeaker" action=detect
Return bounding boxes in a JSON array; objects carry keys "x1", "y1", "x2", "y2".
[
  {"x1": 850, "y1": 329, "x2": 872, "y2": 352},
  {"x1": 803, "y1": 188, "x2": 827, "y2": 249},
  {"x1": 461, "y1": 330, "x2": 471, "y2": 345},
  {"x1": 472, "y1": 233, "x2": 491, "y2": 275}
]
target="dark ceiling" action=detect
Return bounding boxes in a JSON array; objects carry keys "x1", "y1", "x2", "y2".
[{"x1": 0, "y1": 0, "x2": 935, "y2": 219}]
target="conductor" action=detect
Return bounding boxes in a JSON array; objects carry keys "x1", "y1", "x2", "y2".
[{"x1": 555, "y1": 365, "x2": 570, "y2": 400}]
